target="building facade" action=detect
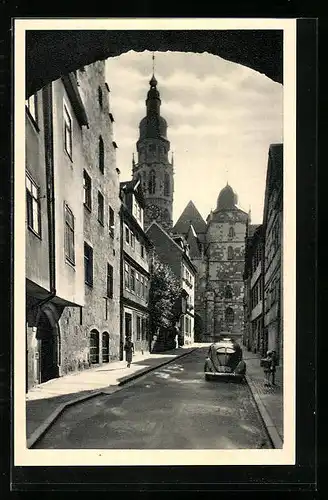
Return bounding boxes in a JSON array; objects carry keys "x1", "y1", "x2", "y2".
[
  {"x1": 59, "y1": 62, "x2": 121, "y2": 372},
  {"x1": 25, "y1": 62, "x2": 122, "y2": 390},
  {"x1": 243, "y1": 224, "x2": 264, "y2": 354},
  {"x1": 172, "y1": 184, "x2": 249, "y2": 343},
  {"x1": 132, "y1": 73, "x2": 174, "y2": 232},
  {"x1": 120, "y1": 179, "x2": 153, "y2": 358},
  {"x1": 25, "y1": 74, "x2": 87, "y2": 389},
  {"x1": 263, "y1": 144, "x2": 283, "y2": 364},
  {"x1": 146, "y1": 222, "x2": 196, "y2": 346}
]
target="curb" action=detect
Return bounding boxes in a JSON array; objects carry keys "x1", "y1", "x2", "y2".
[
  {"x1": 27, "y1": 347, "x2": 196, "y2": 449},
  {"x1": 117, "y1": 348, "x2": 197, "y2": 386},
  {"x1": 245, "y1": 374, "x2": 283, "y2": 449}
]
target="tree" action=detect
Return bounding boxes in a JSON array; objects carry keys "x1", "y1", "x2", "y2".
[{"x1": 148, "y1": 253, "x2": 180, "y2": 341}]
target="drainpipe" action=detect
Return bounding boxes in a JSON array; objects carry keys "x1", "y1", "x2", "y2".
[
  {"x1": 119, "y1": 203, "x2": 124, "y2": 360},
  {"x1": 32, "y1": 83, "x2": 57, "y2": 316}
]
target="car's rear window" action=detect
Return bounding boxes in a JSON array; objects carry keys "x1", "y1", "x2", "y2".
[{"x1": 217, "y1": 347, "x2": 235, "y2": 354}]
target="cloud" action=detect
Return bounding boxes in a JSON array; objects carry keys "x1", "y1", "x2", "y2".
[{"x1": 106, "y1": 50, "x2": 283, "y2": 225}]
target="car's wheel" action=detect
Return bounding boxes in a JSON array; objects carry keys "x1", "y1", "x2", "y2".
[{"x1": 205, "y1": 374, "x2": 211, "y2": 381}]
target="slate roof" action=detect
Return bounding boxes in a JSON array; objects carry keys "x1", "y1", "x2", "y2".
[{"x1": 172, "y1": 200, "x2": 207, "y2": 236}]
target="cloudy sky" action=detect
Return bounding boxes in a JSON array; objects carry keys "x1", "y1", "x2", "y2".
[{"x1": 105, "y1": 50, "x2": 283, "y2": 225}]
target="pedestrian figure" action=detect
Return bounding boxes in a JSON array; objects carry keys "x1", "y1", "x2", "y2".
[
  {"x1": 270, "y1": 350, "x2": 277, "y2": 385},
  {"x1": 124, "y1": 337, "x2": 134, "y2": 368},
  {"x1": 260, "y1": 350, "x2": 275, "y2": 387}
]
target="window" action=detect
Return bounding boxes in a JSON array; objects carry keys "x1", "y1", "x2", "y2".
[
  {"x1": 64, "y1": 104, "x2": 72, "y2": 158},
  {"x1": 84, "y1": 242, "x2": 93, "y2": 286},
  {"x1": 164, "y1": 172, "x2": 170, "y2": 196},
  {"x1": 225, "y1": 285, "x2": 233, "y2": 299},
  {"x1": 89, "y1": 330, "x2": 99, "y2": 364},
  {"x1": 26, "y1": 173, "x2": 41, "y2": 235},
  {"x1": 163, "y1": 208, "x2": 170, "y2": 221},
  {"x1": 64, "y1": 204, "x2": 75, "y2": 264},
  {"x1": 98, "y1": 86, "x2": 103, "y2": 108},
  {"x1": 83, "y1": 170, "x2": 92, "y2": 210},
  {"x1": 133, "y1": 196, "x2": 143, "y2": 224},
  {"x1": 136, "y1": 272, "x2": 140, "y2": 296},
  {"x1": 99, "y1": 136, "x2": 104, "y2": 173},
  {"x1": 228, "y1": 226, "x2": 235, "y2": 238},
  {"x1": 125, "y1": 225, "x2": 130, "y2": 244},
  {"x1": 136, "y1": 316, "x2": 142, "y2": 341},
  {"x1": 148, "y1": 169, "x2": 156, "y2": 194},
  {"x1": 144, "y1": 278, "x2": 149, "y2": 301},
  {"x1": 130, "y1": 231, "x2": 135, "y2": 249},
  {"x1": 98, "y1": 191, "x2": 104, "y2": 225},
  {"x1": 225, "y1": 307, "x2": 234, "y2": 325},
  {"x1": 227, "y1": 246, "x2": 234, "y2": 260},
  {"x1": 108, "y1": 205, "x2": 115, "y2": 237},
  {"x1": 140, "y1": 275, "x2": 144, "y2": 298},
  {"x1": 130, "y1": 268, "x2": 136, "y2": 292},
  {"x1": 104, "y1": 297, "x2": 108, "y2": 320},
  {"x1": 142, "y1": 318, "x2": 147, "y2": 340},
  {"x1": 124, "y1": 262, "x2": 130, "y2": 289},
  {"x1": 141, "y1": 244, "x2": 145, "y2": 259},
  {"x1": 26, "y1": 94, "x2": 38, "y2": 124},
  {"x1": 107, "y1": 263, "x2": 113, "y2": 298}
]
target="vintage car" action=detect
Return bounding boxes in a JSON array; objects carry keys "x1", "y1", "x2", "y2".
[{"x1": 204, "y1": 338, "x2": 246, "y2": 381}]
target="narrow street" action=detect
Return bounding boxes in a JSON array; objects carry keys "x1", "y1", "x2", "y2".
[{"x1": 33, "y1": 347, "x2": 271, "y2": 449}]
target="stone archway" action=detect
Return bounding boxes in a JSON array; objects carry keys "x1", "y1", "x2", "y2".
[{"x1": 26, "y1": 29, "x2": 283, "y2": 98}]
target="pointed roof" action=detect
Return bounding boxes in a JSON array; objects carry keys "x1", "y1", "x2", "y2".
[
  {"x1": 172, "y1": 200, "x2": 207, "y2": 236},
  {"x1": 186, "y1": 224, "x2": 202, "y2": 259}
]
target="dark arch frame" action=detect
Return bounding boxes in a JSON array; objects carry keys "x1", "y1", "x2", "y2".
[{"x1": 26, "y1": 30, "x2": 283, "y2": 98}]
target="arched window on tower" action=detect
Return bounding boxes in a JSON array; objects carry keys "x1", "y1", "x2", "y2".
[
  {"x1": 225, "y1": 307, "x2": 234, "y2": 325},
  {"x1": 227, "y1": 246, "x2": 234, "y2": 260},
  {"x1": 148, "y1": 170, "x2": 156, "y2": 194},
  {"x1": 99, "y1": 136, "x2": 104, "y2": 174},
  {"x1": 225, "y1": 285, "x2": 233, "y2": 299},
  {"x1": 163, "y1": 208, "x2": 170, "y2": 221},
  {"x1": 164, "y1": 172, "x2": 170, "y2": 196},
  {"x1": 228, "y1": 226, "x2": 235, "y2": 238}
]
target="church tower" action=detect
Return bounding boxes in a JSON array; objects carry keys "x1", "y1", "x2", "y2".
[{"x1": 132, "y1": 57, "x2": 174, "y2": 232}]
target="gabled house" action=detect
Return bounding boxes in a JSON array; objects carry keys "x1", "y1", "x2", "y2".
[
  {"x1": 263, "y1": 143, "x2": 283, "y2": 364},
  {"x1": 243, "y1": 223, "x2": 264, "y2": 354},
  {"x1": 119, "y1": 178, "x2": 153, "y2": 358},
  {"x1": 146, "y1": 221, "x2": 197, "y2": 346}
]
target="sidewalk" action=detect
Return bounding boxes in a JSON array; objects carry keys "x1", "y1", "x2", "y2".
[
  {"x1": 243, "y1": 349, "x2": 283, "y2": 449},
  {"x1": 26, "y1": 345, "x2": 197, "y2": 448}
]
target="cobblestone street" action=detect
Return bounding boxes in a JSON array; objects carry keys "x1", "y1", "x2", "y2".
[{"x1": 33, "y1": 347, "x2": 272, "y2": 450}]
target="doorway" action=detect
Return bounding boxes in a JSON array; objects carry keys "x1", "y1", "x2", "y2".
[
  {"x1": 37, "y1": 312, "x2": 59, "y2": 384},
  {"x1": 124, "y1": 312, "x2": 132, "y2": 341}
]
